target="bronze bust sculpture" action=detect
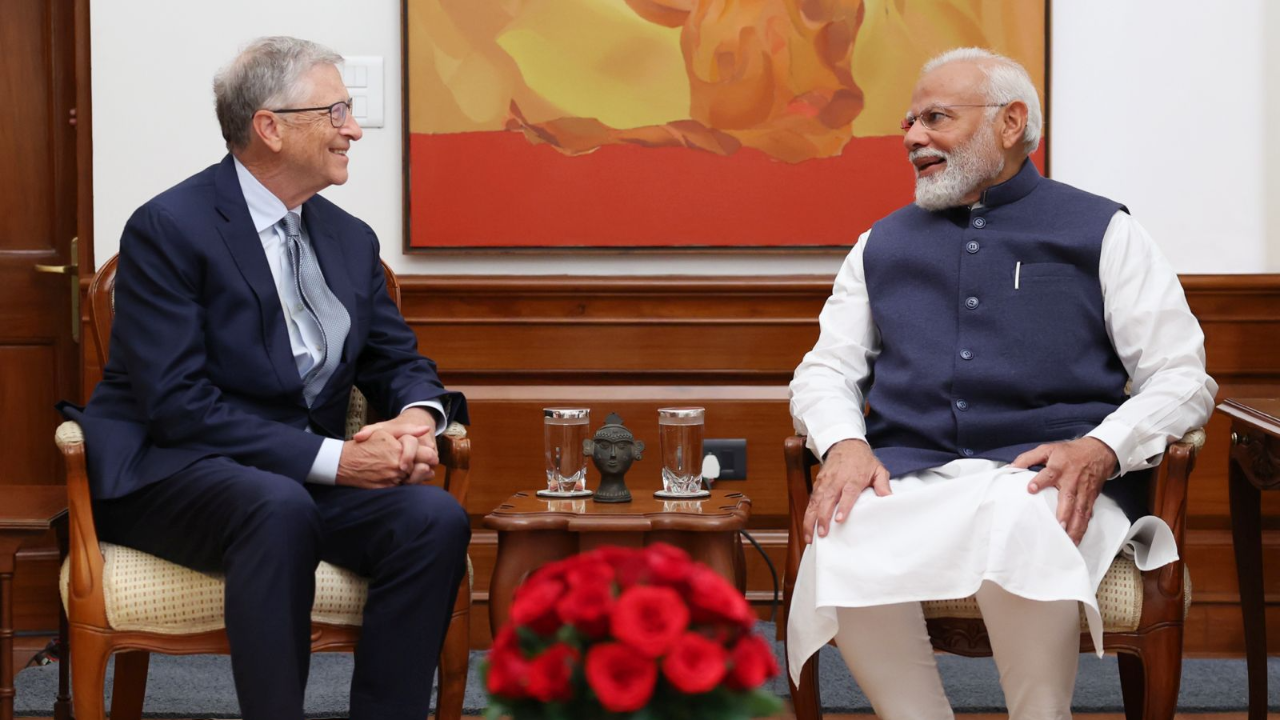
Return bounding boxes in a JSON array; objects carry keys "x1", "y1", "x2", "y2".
[{"x1": 585, "y1": 413, "x2": 644, "y2": 503}]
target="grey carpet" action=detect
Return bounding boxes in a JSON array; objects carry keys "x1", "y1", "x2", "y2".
[{"x1": 14, "y1": 622, "x2": 1278, "y2": 716}]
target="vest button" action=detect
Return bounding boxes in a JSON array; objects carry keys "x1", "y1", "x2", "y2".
[
  {"x1": 956, "y1": 399, "x2": 969, "y2": 411},
  {"x1": 972, "y1": 217, "x2": 986, "y2": 229},
  {"x1": 965, "y1": 296, "x2": 980, "y2": 310},
  {"x1": 962, "y1": 448, "x2": 975, "y2": 457},
  {"x1": 966, "y1": 240, "x2": 980, "y2": 254},
  {"x1": 960, "y1": 349, "x2": 974, "y2": 360}
]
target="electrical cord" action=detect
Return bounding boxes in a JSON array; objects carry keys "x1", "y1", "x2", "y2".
[{"x1": 739, "y1": 529, "x2": 779, "y2": 624}]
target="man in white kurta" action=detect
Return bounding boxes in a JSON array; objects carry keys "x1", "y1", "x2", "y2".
[{"x1": 787, "y1": 49, "x2": 1216, "y2": 719}]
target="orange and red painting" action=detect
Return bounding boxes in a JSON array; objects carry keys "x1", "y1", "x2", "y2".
[{"x1": 405, "y1": 0, "x2": 1047, "y2": 249}]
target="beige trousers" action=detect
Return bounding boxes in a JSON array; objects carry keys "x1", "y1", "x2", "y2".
[{"x1": 833, "y1": 581, "x2": 1080, "y2": 720}]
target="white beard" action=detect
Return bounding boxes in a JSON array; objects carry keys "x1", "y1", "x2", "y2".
[{"x1": 911, "y1": 128, "x2": 1005, "y2": 211}]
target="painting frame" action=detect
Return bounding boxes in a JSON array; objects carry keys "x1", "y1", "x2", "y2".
[{"x1": 401, "y1": 0, "x2": 1052, "y2": 254}]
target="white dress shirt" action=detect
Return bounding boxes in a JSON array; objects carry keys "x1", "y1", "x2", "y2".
[
  {"x1": 790, "y1": 210, "x2": 1218, "y2": 475},
  {"x1": 233, "y1": 158, "x2": 444, "y2": 484}
]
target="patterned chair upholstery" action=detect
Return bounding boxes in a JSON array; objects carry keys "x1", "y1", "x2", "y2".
[
  {"x1": 781, "y1": 429, "x2": 1204, "y2": 720},
  {"x1": 56, "y1": 255, "x2": 472, "y2": 720}
]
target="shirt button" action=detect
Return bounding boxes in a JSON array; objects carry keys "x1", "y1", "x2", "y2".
[
  {"x1": 956, "y1": 399, "x2": 969, "y2": 411},
  {"x1": 966, "y1": 240, "x2": 980, "y2": 254},
  {"x1": 294, "y1": 303, "x2": 305, "y2": 313},
  {"x1": 962, "y1": 448, "x2": 975, "y2": 457},
  {"x1": 960, "y1": 349, "x2": 974, "y2": 360},
  {"x1": 965, "y1": 296, "x2": 980, "y2": 310},
  {"x1": 972, "y1": 217, "x2": 986, "y2": 229}
]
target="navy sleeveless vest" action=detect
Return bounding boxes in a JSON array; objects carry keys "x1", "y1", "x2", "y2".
[{"x1": 863, "y1": 160, "x2": 1130, "y2": 479}]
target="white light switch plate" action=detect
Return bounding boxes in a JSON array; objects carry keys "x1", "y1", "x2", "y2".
[{"x1": 339, "y1": 56, "x2": 384, "y2": 128}]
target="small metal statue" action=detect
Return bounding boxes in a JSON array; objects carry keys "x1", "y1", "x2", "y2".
[{"x1": 584, "y1": 412, "x2": 644, "y2": 503}]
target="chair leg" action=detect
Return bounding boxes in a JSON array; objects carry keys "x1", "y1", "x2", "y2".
[
  {"x1": 787, "y1": 651, "x2": 822, "y2": 720},
  {"x1": 109, "y1": 650, "x2": 150, "y2": 720},
  {"x1": 1118, "y1": 624, "x2": 1184, "y2": 720},
  {"x1": 1117, "y1": 652, "x2": 1145, "y2": 720},
  {"x1": 68, "y1": 626, "x2": 111, "y2": 720},
  {"x1": 435, "y1": 579, "x2": 470, "y2": 720}
]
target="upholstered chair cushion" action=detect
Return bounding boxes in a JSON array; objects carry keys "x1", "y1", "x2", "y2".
[{"x1": 921, "y1": 556, "x2": 1192, "y2": 632}]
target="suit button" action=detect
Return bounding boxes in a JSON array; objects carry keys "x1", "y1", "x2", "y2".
[
  {"x1": 966, "y1": 240, "x2": 980, "y2": 254},
  {"x1": 956, "y1": 399, "x2": 969, "y2": 411},
  {"x1": 965, "y1": 296, "x2": 980, "y2": 310},
  {"x1": 972, "y1": 217, "x2": 986, "y2": 229},
  {"x1": 960, "y1": 349, "x2": 974, "y2": 360},
  {"x1": 962, "y1": 448, "x2": 975, "y2": 457}
]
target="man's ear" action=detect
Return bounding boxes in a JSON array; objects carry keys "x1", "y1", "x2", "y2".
[
  {"x1": 999, "y1": 100, "x2": 1029, "y2": 151},
  {"x1": 252, "y1": 110, "x2": 285, "y2": 153}
]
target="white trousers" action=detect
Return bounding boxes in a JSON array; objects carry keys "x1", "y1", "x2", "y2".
[{"x1": 833, "y1": 581, "x2": 1080, "y2": 720}]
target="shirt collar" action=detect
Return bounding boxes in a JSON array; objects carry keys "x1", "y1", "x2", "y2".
[
  {"x1": 232, "y1": 156, "x2": 302, "y2": 234},
  {"x1": 977, "y1": 157, "x2": 1041, "y2": 208}
]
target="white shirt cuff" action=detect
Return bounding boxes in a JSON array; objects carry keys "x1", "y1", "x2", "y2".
[
  {"x1": 1086, "y1": 420, "x2": 1162, "y2": 477},
  {"x1": 306, "y1": 437, "x2": 344, "y2": 485},
  {"x1": 810, "y1": 423, "x2": 868, "y2": 462},
  {"x1": 401, "y1": 401, "x2": 447, "y2": 436}
]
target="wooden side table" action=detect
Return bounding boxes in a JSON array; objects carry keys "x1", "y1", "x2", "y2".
[
  {"x1": 0, "y1": 485, "x2": 70, "y2": 720},
  {"x1": 1217, "y1": 398, "x2": 1280, "y2": 720},
  {"x1": 484, "y1": 490, "x2": 750, "y2": 633}
]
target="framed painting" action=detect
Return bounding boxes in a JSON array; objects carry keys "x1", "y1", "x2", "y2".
[{"x1": 403, "y1": 0, "x2": 1049, "y2": 251}]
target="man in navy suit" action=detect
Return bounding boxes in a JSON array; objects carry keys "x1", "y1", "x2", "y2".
[{"x1": 59, "y1": 37, "x2": 470, "y2": 720}]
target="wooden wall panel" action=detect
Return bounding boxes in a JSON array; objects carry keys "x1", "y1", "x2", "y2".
[{"x1": 61, "y1": 272, "x2": 1280, "y2": 657}]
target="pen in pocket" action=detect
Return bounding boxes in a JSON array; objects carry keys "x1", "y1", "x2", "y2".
[{"x1": 1014, "y1": 261, "x2": 1021, "y2": 290}]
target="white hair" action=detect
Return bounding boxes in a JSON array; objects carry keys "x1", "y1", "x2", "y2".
[
  {"x1": 922, "y1": 47, "x2": 1042, "y2": 155},
  {"x1": 213, "y1": 36, "x2": 343, "y2": 151}
]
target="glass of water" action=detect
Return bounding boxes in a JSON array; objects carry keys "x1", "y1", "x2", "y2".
[
  {"x1": 658, "y1": 407, "x2": 705, "y2": 495},
  {"x1": 544, "y1": 408, "x2": 589, "y2": 494}
]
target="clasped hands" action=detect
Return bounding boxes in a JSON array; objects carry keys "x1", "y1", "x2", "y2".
[
  {"x1": 803, "y1": 437, "x2": 1117, "y2": 546},
  {"x1": 336, "y1": 407, "x2": 439, "y2": 489}
]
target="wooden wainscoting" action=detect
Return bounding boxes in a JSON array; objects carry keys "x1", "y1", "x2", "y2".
[{"x1": 61, "y1": 273, "x2": 1280, "y2": 656}]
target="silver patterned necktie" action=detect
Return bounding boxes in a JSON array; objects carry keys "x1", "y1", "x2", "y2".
[{"x1": 281, "y1": 211, "x2": 350, "y2": 407}]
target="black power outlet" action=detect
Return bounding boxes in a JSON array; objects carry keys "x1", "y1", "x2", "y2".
[{"x1": 704, "y1": 438, "x2": 747, "y2": 480}]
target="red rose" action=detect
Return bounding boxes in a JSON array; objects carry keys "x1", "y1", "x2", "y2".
[
  {"x1": 687, "y1": 567, "x2": 753, "y2": 628},
  {"x1": 611, "y1": 585, "x2": 689, "y2": 657},
  {"x1": 486, "y1": 625, "x2": 530, "y2": 699},
  {"x1": 645, "y1": 543, "x2": 693, "y2": 586},
  {"x1": 527, "y1": 643, "x2": 579, "y2": 702},
  {"x1": 726, "y1": 633, "x2": 779, "y2": 690},
  {"x1": 594, "y1": 546, "x2": 649, "y2": 587},
  {"x1": 556, "y1": 580, "x2": 615, "y2": 638},
  {"x1": 511, "y1": 578, "x2": 565, "y2": 635},
  {"x1": 586, "y1": 642, "x2": 658, "y2": 712},
  {"x1": 565, "y1": 558, "x2": 615, "y2": 589},
  {"x1": 661, "y1": 632, "x2": 728, "y2": 694}
]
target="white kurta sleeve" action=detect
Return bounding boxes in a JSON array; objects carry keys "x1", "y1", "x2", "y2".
[
  {"x1": 1086, "y1": 211, "x2": 1218, "y2": 475},
  {"x1": 790, "y1": 230, "x2": 881, "y2": 460}
]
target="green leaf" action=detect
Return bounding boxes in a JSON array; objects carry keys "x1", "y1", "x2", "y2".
[{"x1": 741, "y1": 689, "x2": 785, "y2": 717}]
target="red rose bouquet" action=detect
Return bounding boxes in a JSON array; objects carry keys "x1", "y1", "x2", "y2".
[{"x1": 484, "y1": 543, "x2": 783, "y2": 719}]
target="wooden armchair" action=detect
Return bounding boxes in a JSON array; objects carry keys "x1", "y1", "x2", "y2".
[
  {"x1": 781, "y1": 430, "x2": 1204, "y2": 720},
  {"x1": 55, "y1": 255, "x2": 472, "y2": 720}
]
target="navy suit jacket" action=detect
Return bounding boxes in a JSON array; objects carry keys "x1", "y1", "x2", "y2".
[{"x1": 61, "y1": 155, "x2": 467, "y2": 500}]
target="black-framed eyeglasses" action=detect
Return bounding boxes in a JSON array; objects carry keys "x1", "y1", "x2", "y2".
[
  {"x1": 270, "y1": 99, "x2": 353, "y2": 128},
  {"x1": 901, "y1": 103, "x2": 1008, "y2": 133}
]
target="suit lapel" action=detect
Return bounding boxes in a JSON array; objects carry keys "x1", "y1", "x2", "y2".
[
  {"x1": 302, "y1": 200, "x2": 358, "y2": 364},
  {"x1": 212, "y1": 155, "x2": 304, "y2": 399}
]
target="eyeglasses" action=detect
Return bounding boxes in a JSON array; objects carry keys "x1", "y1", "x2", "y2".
[
  {"x1": 900, "y1": 103, "x2": 1007, "y2": 132},
  {"x1": 270, "y1": 99, "x2": 353, "y2": 128}
]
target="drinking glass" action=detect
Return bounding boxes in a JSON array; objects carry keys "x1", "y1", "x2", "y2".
[
  {"x1": 544, "y1": 408, "x2": 589, "y2": 493},
  {"x1": 658, "y1": 407, "x2": 705, "y2": 495}
]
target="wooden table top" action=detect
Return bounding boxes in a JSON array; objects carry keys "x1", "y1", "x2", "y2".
[
  {"x1": 484, "y1": 489, "x2": 750, "y2": 533},
  {"x1": 1218, "y1": 398, "x2": 1280, "y2": 436},
  {"x1": 0, "y1": 485, "x2": 67, "y2": 531}
]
